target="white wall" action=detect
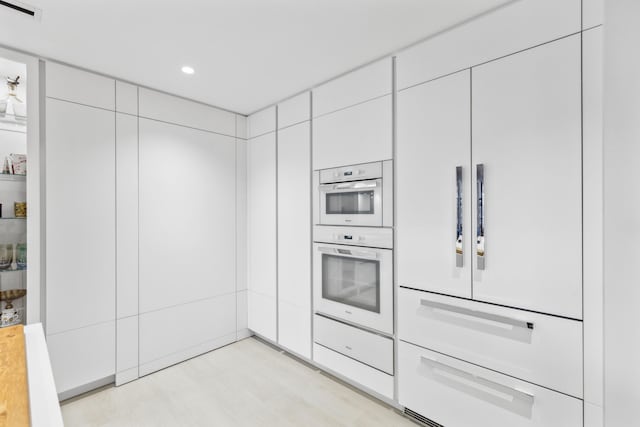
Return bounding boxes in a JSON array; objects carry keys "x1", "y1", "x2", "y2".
[{"x1": 603, "y1": 1, "x2": 640, "y2": 426}]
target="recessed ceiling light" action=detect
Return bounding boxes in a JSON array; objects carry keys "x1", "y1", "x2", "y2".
[{"x1": 181, "y1": 66, "x2": 195, "y2": 75}]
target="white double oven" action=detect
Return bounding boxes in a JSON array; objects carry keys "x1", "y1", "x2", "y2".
[{"x1": 313, "y1": 160, "x2": 394, "y2": 336}]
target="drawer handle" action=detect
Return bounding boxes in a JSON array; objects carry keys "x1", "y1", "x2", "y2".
[
  {"x1": 420, "y1": 299, "x2": 534, "y2": 330},
  {"x1": 421, "y1": 356, "x2": 534, "y2": 406}
]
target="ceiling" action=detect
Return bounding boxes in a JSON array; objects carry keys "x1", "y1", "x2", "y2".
[{"x1": 0, "y1": 0, "x2": 512, "y2": 115}]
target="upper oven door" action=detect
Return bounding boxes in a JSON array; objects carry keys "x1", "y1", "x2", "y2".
[
  {"x1": 319, "y1": 179, "x2": 383, "y2": 226},
  {"x1": 314, "y1": 242, "x2": 393, "y2": 334}
]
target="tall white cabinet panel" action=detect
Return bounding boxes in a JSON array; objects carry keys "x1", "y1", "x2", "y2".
[
  {"x1": 313, "y1": 59, "x2": 391, "y2": 117},
  {"x1": 139, "y1": 293, "x2": 236, "y2": 376},
  {"x1": 115, "y1": 112, "x2": 139, "y2": 386},
  {"x1": 583, "y1": 26, "x2": 604, "y2": 419},
  {"x1": 278, "y1": 92, "x2": 310, "y2": 129},
  {"x1": 247, "y1": 106, "x2": 276, "y2": 139},
  {"x1": 138, "y1": 88, "x2": 235, "y2": 136},
  {"x1": 116, "y1": 81, "x2": 138, "y2": 115},
  {"x1": 116, "y1": 113, "x2": 139, "y2": 319},
  {"x1": 471, "y1": 35, "x2": 582, "y2": 318},
  {"x1": 46, "y1": 62, "x2": 115, "y2": 110},
  {"x1": 47, "y1": 322, "x2": 115, "y2": 395},
  {"x1": 138, "y1": 119, "x2": 236, "y2": 313},
  {"x1": 397, "y1": 70, "x2": 472, "y2": 298},
  {"x1": 396, "y1": 0, "x2": 580, "y2": 90},
  {"x1": 313, "y1": 95, "x2": 392, "y2": 170},
  {"x1": 247, "y1": 131, "x2": 277, "y2": 341},
  {"x1": 46, "y1": 99, "x2": 116, "y2": 335},
  {"x1": 277, "y1": 122, "x2": 311, "y2": 358},
  {"x1": 583, "y1": 0, "x2": 603, "y2": 29}
]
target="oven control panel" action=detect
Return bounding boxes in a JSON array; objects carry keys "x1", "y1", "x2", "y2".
[
  {"x1": 313, "y1": 225, "x2": 393, "y2": 249},
  {"x1": 319, "y1": 161, "x2": 383, "y2": 184}
]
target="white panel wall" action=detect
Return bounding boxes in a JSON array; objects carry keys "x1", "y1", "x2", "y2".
[
  {"x1": 247, "y1": 106, "x2": 276, "y2": 139},
  {"x1": 312, "y1": 95, "x2": 392, "y2": 170},
  {"x1": 45, "y1": 73, "x2": 117, "y2": 395},
  {"x1": 603, "y1": 1, "x2": 640, "y2": 426},
  {"x1": 116, "y1": 81, "x2": 138, "y2": 115},
  {"x1": 396, "y1": 0, "x2": 581, "y2": 90},
  {"x1": 583, "y1": 0, "x2": 604, "y2": 29},
  {"x1": 313, "y1": 59, "x2": 392, "y2": 117},
  {"x1": 583, "y1": 26, "x2": 604, "y2": 419},
  {"x1": 247, "y1": 130, "x2": 277, "y2": 341},
  {"x1": 115, "y1": 111, "x2": 139, "y2": 385},
  {"x1": 138, "y1": 117, "x2": 237, "y2": 371},
  {"x1": 46, "y1": 62, "x2": 115, "y2": 110},
  {"x1": 138, "y1": 88, "x2": 236, "y2": 136},
  {"x1": 278, "y1": 92, "x2": 310, "y2": 129},
  {"x1": 277, "y1": 121, "x2": 311, "y2": 358},
  {"x1": 236, "y1": 135, "x2": 249, "y2": 339}
]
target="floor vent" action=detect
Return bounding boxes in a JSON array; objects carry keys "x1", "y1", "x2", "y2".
[
  {"x1": 404, "y1": 408, "x2": 444, "y2": 427},
  {"x1": 0, "y1": 0, "x2": 39, "y2": 18}
]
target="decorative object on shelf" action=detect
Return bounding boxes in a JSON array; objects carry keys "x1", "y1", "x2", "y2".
[
  {"x1": 0, "y1": 244, "x2": 13, "y2": 270},
  {"x1": 15, "y1": 243, "x2": 26, "y2": 270},
  {"x1": 14, "y1": 202, "x2": 25, "y2": 218},
  {"x1": 0, "y1": 289, "x2": 26, "y2": 328},
  {"x1": 3, "y1": 153, "x2": 27, "y2": 176},
  {"x1": 0, "y1": 76, "x2": 25, "y2": 119}
]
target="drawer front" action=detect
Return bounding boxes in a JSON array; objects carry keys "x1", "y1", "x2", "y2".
[
  {"x1": 398, "y1": 341, "x2": 583, "y2": 427},
  {"x1": 398, "y1": 288, "x2": 582, "y2": 398},
  {"x1": 314, "y1": 315, "x2": 393, "y2": 375},
  {"x1": 313, "y1": 344, "x2": 394, "y2": 399}
]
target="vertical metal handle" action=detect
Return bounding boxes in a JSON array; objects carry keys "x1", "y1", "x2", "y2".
[
  {"x1": 476, "y1": 164, "x2": 485, "y2": 270},
  {"x1": 455, "y1": 166, "x2": 463, "y2": 267}
]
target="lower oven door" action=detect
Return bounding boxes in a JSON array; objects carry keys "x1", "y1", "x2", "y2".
[
  {"x1": 314, "y1": 242, "x2": 393, "y2": 334},
  {"x1": 319, "y1": 179, "x2": 382, "y2": 226}
]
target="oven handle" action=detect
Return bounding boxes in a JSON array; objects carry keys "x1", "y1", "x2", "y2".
[
  {"x1": 318, "y1": 180, "x2": 379, "y2": 191},
  {"x1": 317, "y1": 246, "x2": 379, "y2": 260}
]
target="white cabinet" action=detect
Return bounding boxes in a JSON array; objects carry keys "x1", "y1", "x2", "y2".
[
  {"x1": 47, "y1": 322, "x2": 115, "y2": 396},
  {"x1": 247, "y1": 131, "x2": 277, "y2": 340},
  {"x1": 278, "y1": 92, "x2": 310, "y2": 129},
  {"x1": 45, "y1": 62, "x2": 115, "y2": 110},
  {"x1": 471, "y1": 34, "x2": 582, "y2": 319},
  {"x1": 396, "y1": 0, "x2": 580, "y2": 90},
  {"x1": 138, "y1": 117, "x2": 237, "y2": 375},
  {"x1": 277, "y1": 121, "x2": 311, "y2": 357},
  {"x1": 398, "y1": 341, "x2": 583, "y2": 427},
  {"x1": 397, "y1": 70, "x2": 472, "y2": 298},
  {"x1": 583, "y1": 26, "x2": 604, "y2": 414},
  {"x1": 399, "y1": 288, "x2": 583, "y2": 398},
  {"x1": 138, "y1": 88, "x2": 235, "y2": 136},
  {"x1": 116, "y1": 113, "x2": 138, "y2": 319},
  {"x1": 138, "y1": 119, "x2": 236, "y2": 312},
  {"x1": 313, "y1": 95, "x2": 392, "y2": 170},
  {"x1": 45, "y1": 98, "x2": 116, "y2": 335},
  {"x1": 247, "y1": 106, "x2": 276, "y2": 139},
  {"x1": 116, "y1": 81, "x2": 137, "y2": 115},
  {"x1": 313, "y1": 59, "x2": 392, "y2": 117}
]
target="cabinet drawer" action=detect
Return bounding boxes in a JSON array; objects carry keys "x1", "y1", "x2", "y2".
[
  {"x1": 313, "y1": 344, "x2": 394, "y2": 400},
  {"x1": 314, "y1": 315, "x2": 393, "y2": 375},
  {"x1": 398, "y1": 288, "x2": 582, "y2": 398},
  {"x1": 398, "y1": 341, "x2": 583, "y2": 427}
]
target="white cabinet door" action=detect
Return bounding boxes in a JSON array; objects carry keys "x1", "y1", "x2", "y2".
[
  {"x1": 277, "y1": 122, "x2": 311, "y2": 357},
  {"x1": 45, "y1": 98, "x2": 116, "y2": 335},
  {"x1": 312, "y1": 95, "x2": 392, "y2": 170},
  {"x1": 138, "y1": 119, "x2": 236, "y2": 313},
  {"x1": 247, "y1": 132, "x2": 277, "y2": 340},
  {"x1": 397, "y1": 70, "x2": 472, "y2": 298},
  {"x1": 471, "y1": 35, "x2": 582, "y2": 318}
]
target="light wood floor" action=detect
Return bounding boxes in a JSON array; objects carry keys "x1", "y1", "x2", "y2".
[{"x1": 61, "y1": 337, "x2": 416, "y2": 426}]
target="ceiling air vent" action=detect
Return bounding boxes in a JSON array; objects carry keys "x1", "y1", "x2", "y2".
[
  {"x1": 404, "y1": 408, "x2": 445, "y2": 427},
  {"x1": 0, "y1": 0, "x2": 40, "y2": 19}
]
